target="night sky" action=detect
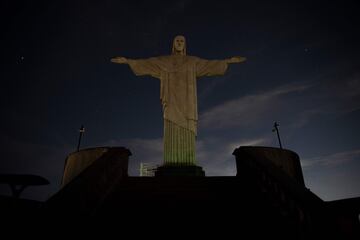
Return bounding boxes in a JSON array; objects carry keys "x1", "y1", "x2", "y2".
[{"x1": 1, "y1": 0, "x2": 360, "y2": 201}]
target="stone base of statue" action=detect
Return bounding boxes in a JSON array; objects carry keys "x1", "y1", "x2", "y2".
[{"x1": 155, "y1": 165, "x2": 205, "y2": 177}]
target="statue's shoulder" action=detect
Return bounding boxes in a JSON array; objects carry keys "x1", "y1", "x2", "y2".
[
  {"x1": 155, "y1": 55, "x2": 200, "y2": 65},
  {"x1": 156, "y1": 55, "x2": 171, "y2": 61},
  {"x1": 186, "y1": 55, "x2": 201, "y2": 62},
  {"x1": 158, "y1": 55, "x2": 199, "y2": 60}
]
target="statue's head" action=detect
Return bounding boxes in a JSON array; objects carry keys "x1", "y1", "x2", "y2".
[{"x1": 172, "y1": 35, "x2": 186, "y2": 55}]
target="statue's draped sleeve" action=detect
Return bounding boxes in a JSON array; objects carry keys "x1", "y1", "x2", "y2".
[
  {"x1": 195, "y1": 58, "x2": 228, "y2": 77},
  {"x1": 127, "y1": 57, "x2": 162, "y2": 79}
]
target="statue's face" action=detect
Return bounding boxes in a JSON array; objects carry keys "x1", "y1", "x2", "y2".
[{"x1": 174, "y1": 36, "x2": 185, "y2": 53}]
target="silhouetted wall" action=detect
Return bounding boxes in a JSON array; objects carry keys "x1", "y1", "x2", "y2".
[
  {"x1": 45, "y1": 147, "x2": 131, "y2": 215},
  {"x1": 62, "y1": 147, "x2": 117, "y2": 187},
  {"x1": 233, "y1": 146, "x2": 305, "y2": 186}
]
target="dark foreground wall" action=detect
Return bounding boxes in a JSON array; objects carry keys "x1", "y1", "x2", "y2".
[
  {"x1": 44, "y1": 147, "x2": 131, "y2": 215},
  {"x1": 3, "y1": 146, "x2": 358, "y2": 239},
  {"x1": 233, "y1": 146, "x2": 305, "y2": 185}
]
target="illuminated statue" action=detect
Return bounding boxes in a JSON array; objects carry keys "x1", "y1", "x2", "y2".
[{"x1": 111, "y1": 35, "x2": 246, "y2": 172}]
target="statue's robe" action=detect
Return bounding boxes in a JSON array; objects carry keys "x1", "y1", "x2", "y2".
[{"x1": 128, "y1": 55, "x2": 228, "y2": 165}]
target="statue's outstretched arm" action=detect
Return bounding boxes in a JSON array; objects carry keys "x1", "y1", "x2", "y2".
[
  {"x1": 226, "y1": 56, "x2": 247, "y2": 64},
  {"x1": 112, "y1": 56, "x2": 161, "y2": 78},
  {"x1": 111, "y1": 56, "x2": 128, "y2": 64}
]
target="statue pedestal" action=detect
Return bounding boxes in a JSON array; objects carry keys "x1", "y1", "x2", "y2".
[{"x1": 155, "y1": 165, "x2": 205, "y2": 177}]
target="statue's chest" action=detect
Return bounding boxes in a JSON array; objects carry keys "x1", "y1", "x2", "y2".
[{"x1": 167, "y1": 59, "x2": 193, "y2": 73}]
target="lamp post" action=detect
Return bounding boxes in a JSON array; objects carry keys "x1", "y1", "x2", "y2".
[
  {"x1": 272, "y1": 122, "x2": 283, "y2": 149},
  {"x1": 77, "y1": 125, "x2": 85, "y2": 152}
]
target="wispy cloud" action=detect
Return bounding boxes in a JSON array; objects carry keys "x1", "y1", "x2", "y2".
[
  {"x1": 200, "y1": 73, "x2": 360, "y2": 133},
  {"x1": 331, "y1": 77, "x2": 360, "y2": 114},
  {"x1": 200, "y1": 82, "x2": 312, "y2": 129},
  {"x1": 288, "y1": 109, "x2": 324, "y2": 129},
  {"x1": 198, "y1": 136, "x2": 270, "y2": 176},
  {"x1": 301, "y1": 148, "x2": 360, "y2": 201},
  {"x1": 104, "y1": 138, "x2": 163, "y2": 175},
  {"x1": 314, "y1": 70, "x2": 360, "y2": 114},
  {"x1": 301, "y1": 149, "x2": 360, "y2": 168},
  {"x1": 198, "y1": 73, "x2": 235, "y2": 102},
  {"x1": 226, "y1": 138, "x2": 268, "y2": 153}
]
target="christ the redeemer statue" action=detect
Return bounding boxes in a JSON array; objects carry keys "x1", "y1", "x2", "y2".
[{"x1": 111, "y1": 35, "x2": 246, "y2": 175}]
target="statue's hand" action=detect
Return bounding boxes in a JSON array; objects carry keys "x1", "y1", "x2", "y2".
[
  {"x1": 227, "y1": 56, "x2": 247, "y2": 64},
  {"x1": 111, "y1": 57, "x2": 128, "y2": 64}
]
